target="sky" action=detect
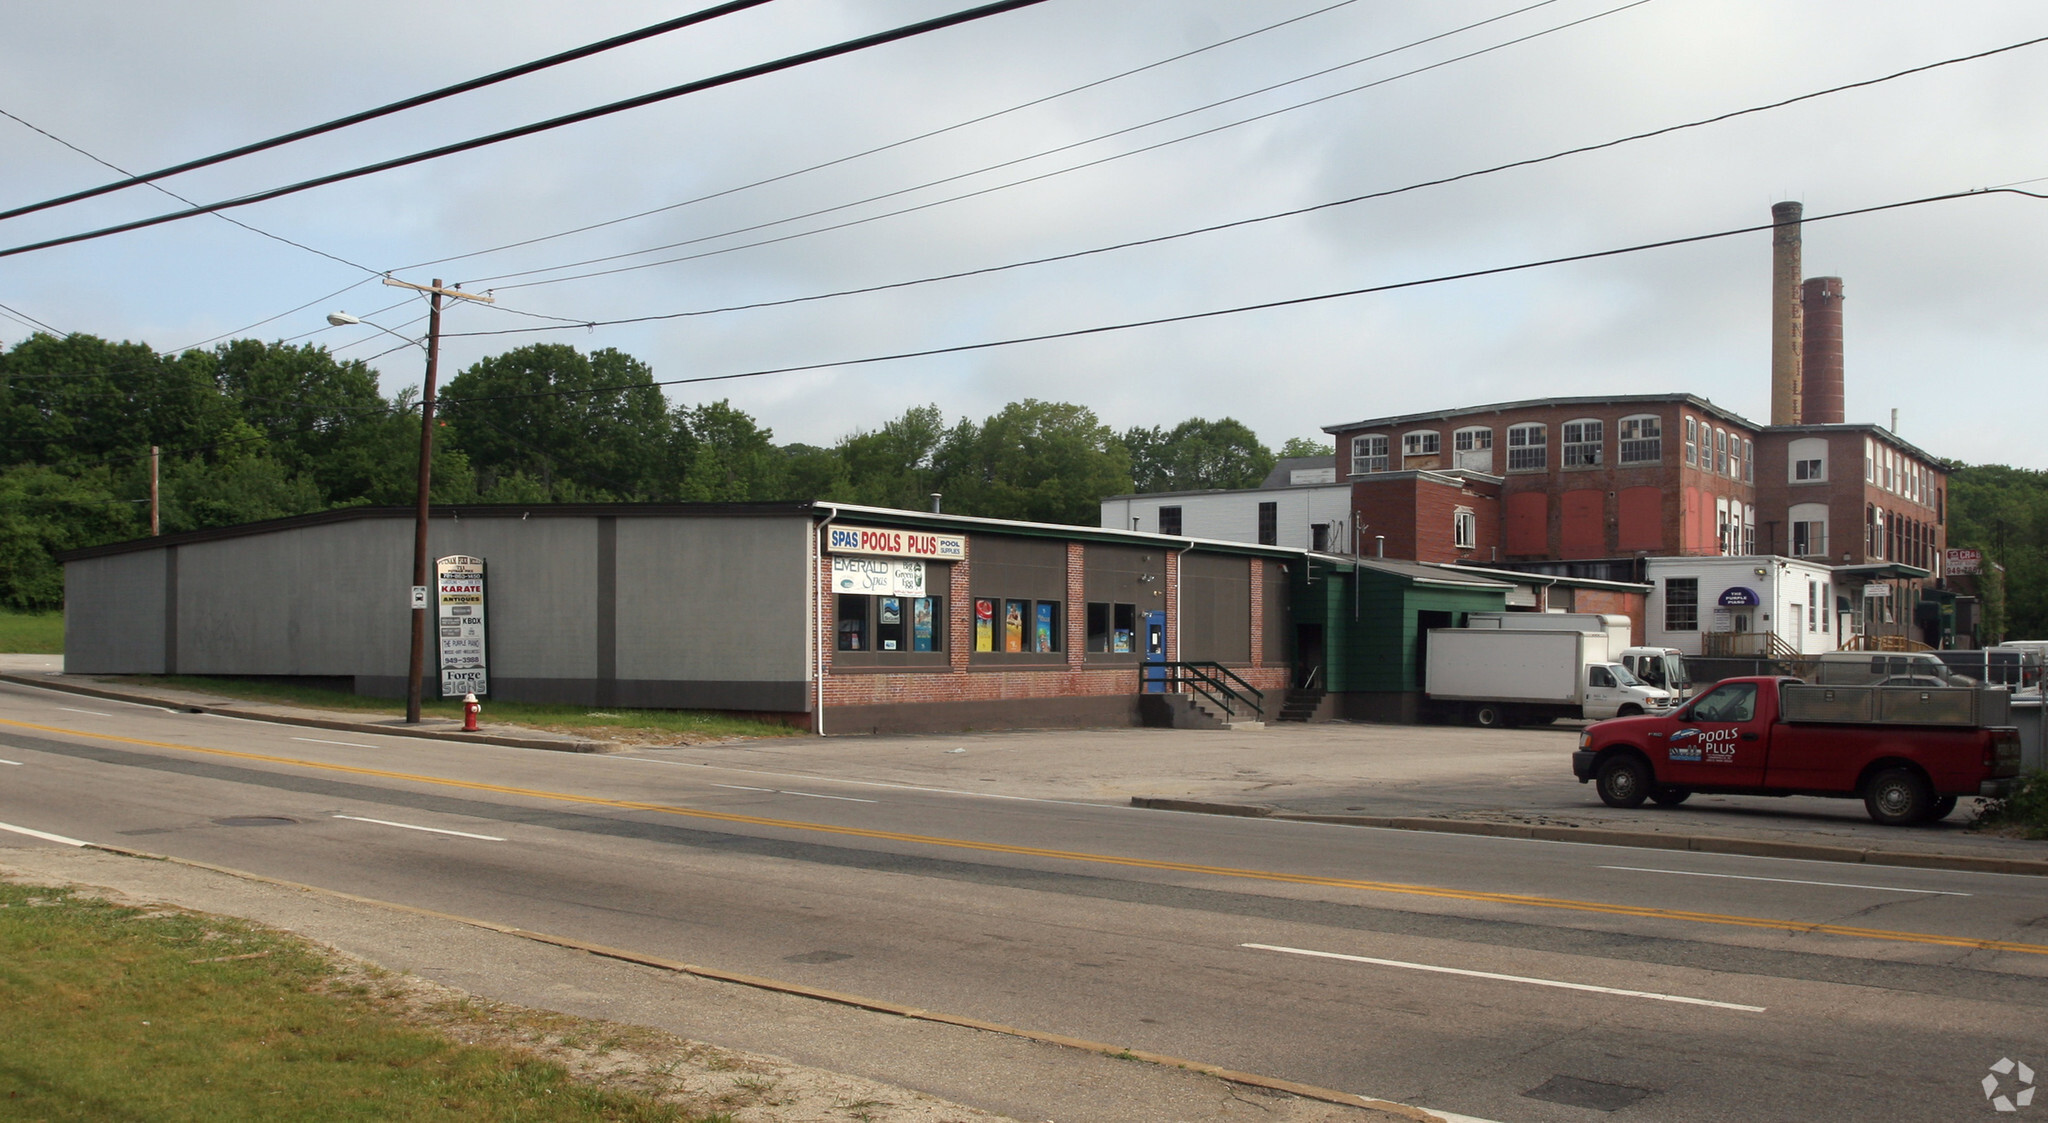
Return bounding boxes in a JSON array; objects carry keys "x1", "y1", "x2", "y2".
[{"x1": 3, "y1": 0, "x2": 2044, "y2": 468}]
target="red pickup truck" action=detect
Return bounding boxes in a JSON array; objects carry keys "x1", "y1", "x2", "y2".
[{"x1": 1572, "y1": 676, "x2": 2021, "y2": 825}]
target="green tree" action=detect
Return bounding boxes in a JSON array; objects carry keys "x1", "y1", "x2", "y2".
[
  {"x1": 1, "y1": 333, "x2": 241, "y2": 471},
  {"x1": 438, "y1": 344, "x2": 671, "y2": 500},
  {"x1": 1948, "y1": 463, "x2": 2048, "y2": 639},
  {"x1": 1121, "y1": 417, "x2": 1273, "y2": 493},
  {"x1": 0, "y1": 464, "x2": 140, "y2": 610},
  {"x1": 837, "y1": 404, "x2": 947, "y2": 508},
  {"x1": 674, "y1": 400, "x2": 785, "y2": 501},
  {"x1": 937, "y1": 400, "x2": 1131, "y2": 524},
  {"x1": 1279, "y1": 436, "x2": 1335, "y2": 458},
  {"x1": 201, "y1": 339, "x2": 403, "y2": 504}
]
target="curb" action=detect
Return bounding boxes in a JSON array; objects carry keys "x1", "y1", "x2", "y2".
[
  {"x1": 1129, "y1": 797, "x2": 2048, "y2": 877},
  {"x1": 70, "y1": 844, "x2": 1442, "y2": 1122},
  {"x1": 0, "y1": 673, "x2": 618, "y2": 755}
]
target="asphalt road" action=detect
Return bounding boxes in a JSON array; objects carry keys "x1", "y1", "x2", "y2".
[{"x1": 2, "y1": 679, "x2": 2044, "y2": 1122}]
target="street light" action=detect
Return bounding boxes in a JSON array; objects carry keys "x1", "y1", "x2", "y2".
[{"x1": 328, "y1": 277, "x2": 491, "y2": 723}]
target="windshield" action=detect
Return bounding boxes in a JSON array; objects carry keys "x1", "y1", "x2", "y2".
[{"x1": 1609, "y1": 663, "x2": 1644, "y2": 687}]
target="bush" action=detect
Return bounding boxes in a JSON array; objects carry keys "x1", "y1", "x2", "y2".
[{"x1": 1972, "y1": 769, "x2": 2048, "y2": 839}]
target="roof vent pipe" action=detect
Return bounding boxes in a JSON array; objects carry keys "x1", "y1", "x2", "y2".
[
  {"x1": 1375, "y1": 534, "x2": 1385, "y2": 558},
  {"x1": 1890, "y1": 408, "x2": 1898, "y2": 434},
  {"x1": 929, "y1": 492, "x2": 943, "y2": 513}
]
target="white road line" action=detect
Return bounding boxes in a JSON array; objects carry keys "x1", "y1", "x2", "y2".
[
  {"x1": 59, "y1": 707, "x2": 111, "y2": 717},
  {"x1": 711, "y1": 783, "x2": 777, "y2": 792},
  {"x1": 0, "y1": 820, "x2": 89, "y2": 847},
  {"x1": 624, "y1": 758, "x2": 1113, "y2": 809},
  {"x1": 331, "y1": 815, "x2": 505, "y2": 841},
  {"x1": 707, "y1": 782, "x2": 877, "y2": 804},
  {"x1": 1242, "y1": 943, "x2": 1766, "y2": 1013},
  {"x1": 1599, "y1": 865, "x2": 1971, "y2": 897},
  {"x1": 292, "y1": 736, "x2": 376, "y2": 748},
  {"x1": 0, "y1": 759, "x2": 21, "y2": 766}
]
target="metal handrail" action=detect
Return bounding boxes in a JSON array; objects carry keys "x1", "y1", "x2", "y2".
[{"x1": 1149, "y1": 661, "x2": 1265, "y2": 719}]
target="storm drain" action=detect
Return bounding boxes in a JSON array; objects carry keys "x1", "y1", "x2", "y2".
[
  {"x1": 1522, "y1": 1075, "x2": 1654, "y2": 1112},
  {"x1": 213, "y1": 816, "x2": 299, "y2": 827}
]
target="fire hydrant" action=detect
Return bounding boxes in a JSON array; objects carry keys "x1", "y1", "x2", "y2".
[{"x1": 462, "y1": 693, "x2": 480, "y2": 732}]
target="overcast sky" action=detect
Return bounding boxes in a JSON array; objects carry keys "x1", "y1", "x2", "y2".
[{"x1": 4, "y1": 0, "x2": 2044, "y2": 468}]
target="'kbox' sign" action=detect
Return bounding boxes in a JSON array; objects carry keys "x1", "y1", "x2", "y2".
[{"x1": 826, "y1": 524, "x2": 966, "y2": 560}]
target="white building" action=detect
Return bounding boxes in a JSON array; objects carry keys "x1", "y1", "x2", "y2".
[
  {"x1": 1099, "y1": 457, "x2": 1354, "y2": 552},
  {"x1": 1644, "y1": 555, "x2": 1844, "y2": 657}
]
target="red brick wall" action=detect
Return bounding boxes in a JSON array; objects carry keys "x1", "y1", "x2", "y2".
[{"x1": 1351, "y1": 474, "x2": 1499, "y2": 563}]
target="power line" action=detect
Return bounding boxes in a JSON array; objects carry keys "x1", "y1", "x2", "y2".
[
  {"x1": 0, "y1": 0, "x2": 1058, "y2": 261},
  {"x1": 443, "y1": 188, "x2": 2047, "y2": 406},
  {"x1": 0, "y1": 0, "x2": 783, "y2": 224},
  {"x1": 446, "y1": 33, "x2": 2048, "y2": 338},
  {"x1": 470, "y1": 0, "x2": 1612, "y2": 289},
  {"x1": 0, "y1": 299, "x2": 64, "y2": 336},
  {"x1": 397, "y1": 0, "x2": 1377, "y2": 273}
]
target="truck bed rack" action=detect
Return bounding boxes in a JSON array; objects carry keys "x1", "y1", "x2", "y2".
[{"x1": 1780, "y1": 684, "x2": 2012, "y2": 728}]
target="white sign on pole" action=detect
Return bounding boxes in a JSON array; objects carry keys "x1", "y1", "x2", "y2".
[
  {"x1": 435, "y1": 555, "x2": 488, "y2": 697},
  {"x1": 1862, "y1": 583, "x2": 1891, "y2": 599},
  {"x1": 831, "y1": 556, "x2": 926, "y2": 597},
  {"x1": 410, "y1": 585, "x2": 429, "y2": 609}
]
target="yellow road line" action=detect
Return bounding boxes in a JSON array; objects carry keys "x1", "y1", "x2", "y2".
[{"x1": 9, "y1": 715, "x2": 2044, "y2": 957}]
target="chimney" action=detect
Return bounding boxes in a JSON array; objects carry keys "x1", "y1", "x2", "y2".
[
  {"x1": 1770, "y1": 201, "x2": 1804, "y2": 425},
  {"x1": 1800, "y1": 276, "x2": 1845, "y2": 424}
]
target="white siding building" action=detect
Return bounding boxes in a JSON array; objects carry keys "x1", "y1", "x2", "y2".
[
  {"x1": 1100, "y1": 482, "x2": 1353, "y2": 552},
  {"x1": 1644, "y1": 555, "x2": 1844, "y2": 657}
]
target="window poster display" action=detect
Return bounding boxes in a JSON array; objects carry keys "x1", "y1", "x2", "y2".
[
  {"x1": 1035, "y1": 603, "x2": 1055, "y2": 653},
  {"x1": 975, "y1": 599, "x2": 994, "y2": 652},
  {"x1": 434, "y1": 555, "x2": 488, "y2": 697},
  {"x1": 913, "y1": 597, "x2": 934, "y2": 651},
  {"x1": 1004, "y1": 599, "x2": 1025, "y2": 652},
  {"x1": 879, "y1": 597, "x2": 902, "y2": 650}
]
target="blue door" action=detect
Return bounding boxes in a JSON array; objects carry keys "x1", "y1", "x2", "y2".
[{"x1": 1143, "y1": 610, "x2": 1167, "y2": 693}]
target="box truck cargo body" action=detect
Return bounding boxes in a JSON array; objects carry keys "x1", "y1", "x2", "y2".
[{"x1": 1423, "y1": 628, "x2": 1673, "y2": 726}]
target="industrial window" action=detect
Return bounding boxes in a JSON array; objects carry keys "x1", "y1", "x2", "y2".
[
  {"x1": 1402, "y1": 430, "x2": 1440, "y2": 456},
  {"x1": 1618, "y1": 415, "x2": 1661, "y2": 463},
  {"x1": 1454, "y1": 507, "x2": 1476, "y2": 549},
  {"x1": 1743, "y1": 439, "x2": 1754, "y2": 483},
  {"x1": 1561, "y1": 419, "x2": 1603, "y2": 468},
  {"x1": 1684, "y1": 417, "x2": 1698, "y2": 465},
  {"x1": 977, "y1": 597, "x2": 1057, "y2": 653},
  {"x1": 1351, "y1": 434, "x2": 1388, "y2": 475},
  {"x1": 1086, "y1": 602, "x2": 1138, "y2": 653},
  {"x1": 1808, "y1": 581, "x2": 1820, "y2": 632},
  {"x1": 1792, "y1": 520, "x2": 1826, "y2": 557},
  {"x1": 1157, "y1": 506, "x2": 1182, "y2": 535},
  {"x1": 1507, "y1": 423, "x2": 1547, "y2": 471},
  {"x1": 1743, "y1": 506, "x2": 1756, "y2": 554},
  {"x1": 1310, "y1": 523, "x2": 1330, "y2": 552},
  {"x1": 1821, "y1": 583, "x2": 1831, "y2": 633},
  {"x1": 1795, "y1": 458, "x2": 1823, "y2": 480},
  {"x1": 1257, "y1": 501, "x2": 1278, "y2": 546},
  {"x1": 840, "y1": 594, "x2": 944, "y2": 653},
  {"x1": 1664, "y1": 577, "x2": 1699, "y2": 632},
  {"x1": 1866, "y1": 438, "x2": 1875, "y2": 482},
  {"x1": 1714, "y1": 428, "x2": 1728, "y2": 475},
  {"x1": 1728, "y1": 436, "x2": 1742, "y2": 480},
  {"x1": 1453, "y1": 427, "x2": 1491, "y2": 452}
]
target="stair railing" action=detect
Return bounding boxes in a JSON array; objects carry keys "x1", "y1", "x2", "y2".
[{"x1": 1150, "y1": 662, "x2": 1265, "y2": 721}]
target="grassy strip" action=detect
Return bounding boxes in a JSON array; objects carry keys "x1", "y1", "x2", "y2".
[
  {"x1": 105, "y1": 675, "x2": 800, "y2": 745},
  {"x1": 0, "y1": 609, "x2": 63, "y2": 654},
  {"x1": 1973, "y1": 770, "x2": 2048, "y2": 839},
  {"x1": 0, "y1": 881, "x2": 713, "y2": 1121}
]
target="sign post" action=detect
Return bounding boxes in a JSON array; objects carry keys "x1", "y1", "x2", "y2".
[{"x1": 434, "y1": 555, "x2": 489, "y2": 699}]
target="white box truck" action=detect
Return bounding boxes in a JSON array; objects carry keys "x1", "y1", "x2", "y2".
[
  {"x1": 1464, "y1": 612, "x2": 1693, "y2": 701},
  {"x1": 1423, "y1": 627, "x2": 1674, "y2": 727}
]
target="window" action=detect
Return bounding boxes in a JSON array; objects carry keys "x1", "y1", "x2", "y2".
[
  {"x1": 1618, "y1": 415, "x2": 1661, "y2": 463},
  {"x1": 1507, "y1": 423, "x2": 1547, "y2": 471},
  {"x1": 1821, "y1": 583, "x2": 1831, "y2": 633},
  {"x1": 1310, "y1": 523, "x2": 1330, "y2": 552},
  {"x1": 1742, "y1": 505, "x2": 1756, "y2": 555},
  {"x1": 842, "y1": 594, "x2": 944, "y2": 654},
  {"x1": 1684, "y1": 417, "x2": 1698, "y2": 465},
  {"x1": 981, "y1": 597, "x2": 1058, "y2": 652},
  {"x1": 1808, "y1": 581, "x2": 1820, "y2": 632},
  {"x1": 1691, "y1": 681, "x2": 1757, "y2": 723},
  {"x1": 1795, "y1": 459, "x2": 1823, "y2": 480},
  {"x1": 1157, "y1": 506, "x2": 1182, "y2": 535},
  {"x1": 1588, "y1": 665, "x2": 1615, "y2": 688},
  {"x1": 1257, "y1": 501, "x2": 1277, "y2": 546},
  {"x1": 1866, "y1": 438, "x2": 1875, "y2": 482},
  {"x1": 1086, "y1": 602, "x2": 1138, "y2": 654},
  {"x1": 1792, "y1": 520, "x2": 1826, "y2": 557},
  {"x1": 1351, "y1": 434, "x2": 1388, "y2": 475},
  {"x1": 1453, "y1": 427, "x2": 1491, "y2": 452},
  {"x1": 1402, "y1": 430, "x2": 1440, "y2": 456},
  {"x1": 1714, "y1": 428, "x2": 1728, "y2": 475},
  {"x1": 1664, "y1": 577, "x2": 1699, "y2": 632},
  {"x1": 1561, "y1": 419, "x2": 1603, "y2": 467},
  {"x1": 1743, "y1": 438, "x2": 1753, "y2": 483},
  {"x1": 1454, "y1": 507, "x2": 1476, "y2": 549}
]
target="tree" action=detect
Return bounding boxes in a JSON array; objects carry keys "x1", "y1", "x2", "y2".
[
  {"x1": 674, "y1": 400, "x2": 785, "y2": 501},
  {"x1": 937, "y1": 400, "x2": 1131, "y2": 525},
  {"x1": 837, "y1": 404, "x2": 948, "y2": 509},
  {"x1": 1279, "y1": 436, "x2": 1335, "y2": 458},
  {"x1": 438, "y1": 344, "x2": 671, "y2": 500},
  {"x1": 1948, "y1": 463, "x2": 2048, "y2": 640},
  {"x1": 202, "y1": 338, "x2": 401, "y2": 504},
  {"x1": 0, "y1": 464, "x2": 139, "y2": 610},
  {"x1": 1121, "y1": 417, "x2": 1273, "y2": 493},
  {"x1": 1, "y1": 332, "x2": 241, "y2": 471}
]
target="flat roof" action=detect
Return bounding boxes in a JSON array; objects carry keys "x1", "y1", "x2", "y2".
[{"x1": 1322, "y1": 392, "x2": 1765, "y2": 436}]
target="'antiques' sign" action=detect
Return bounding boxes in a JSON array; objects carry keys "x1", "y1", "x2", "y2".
[
  {"x1": 826, "y1": 524, "x2": 966, "y2": 560},
  {"x1": 435, "y1": 555, "x2": 489, "y2": 697}
]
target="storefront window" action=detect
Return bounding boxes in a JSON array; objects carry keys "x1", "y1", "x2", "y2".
[
  {"x1": 977, "y1": 597, "x2": 1062, "y2": 655},
  {"x1": 836, "y1": 595, "x2": 868, "y2": 651},
  {"x1": 841, "y1": 594, "x2": 941, "y2": 655},
  {"x1": 1087, "y1": 601, "x2": 1140, "y2": 653}
]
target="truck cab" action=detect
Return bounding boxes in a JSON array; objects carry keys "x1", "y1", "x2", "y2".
[{"x1": 1618, "y1": 646, "x2": 1693, "y2": 702}]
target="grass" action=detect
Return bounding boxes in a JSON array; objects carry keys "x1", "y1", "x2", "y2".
[
  {"x1": 1973, "y1": 769, "x2": 2048, "y2": 839},
  {"x1": 0, "y1": 881, "x2": 709, "y2": 1121},
  {"x1": 102, "y1": 675, "x2": 802, "y2": 745},
  {"x1": 0, "y1": 608, "x2": 63, "y2": 654}
]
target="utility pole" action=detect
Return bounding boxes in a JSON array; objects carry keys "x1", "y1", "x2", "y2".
[
  {"x1": 149, "y1": 445, "x2": 160, "y2": 536},
  {"x1": 383, "y1": 276, "x2": 492, "y2": 723}
]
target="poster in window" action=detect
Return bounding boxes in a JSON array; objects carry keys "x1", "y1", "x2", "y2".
[
  {"x1": 975, "y1": 599, "x2": 993, "y2": 652},
  {"x1": 913, "y1": 598, "x2": 934, "y2": 651},
  {"x1": 1004, "y1": 600, "x2": 1024, "y2": 652},
  {"x1": 880, "y1": 597, "x2": 900, "y2": 650},
  {"x1": 1113, "y1": 627, "x2": 1132, "y2": 653},
  {"x1": 1035, "y1": 603, "x2": 1055, "y2": 652}
]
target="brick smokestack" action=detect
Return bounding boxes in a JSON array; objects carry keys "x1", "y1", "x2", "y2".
[
  {"x1": 1800, "y1": 276, "x2": 1845, "y2": 424},
  {"x1": 1770, "y1": 201, "x2": 1804, "y2": 425}
]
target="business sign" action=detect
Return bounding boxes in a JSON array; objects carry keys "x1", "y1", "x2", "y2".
[
  {"x1": 831, "y1": 556, "x2": 926, "y2": 597},
  {"x1": 1716, "y1": 587, "x2": 1761, "y2": 607},
  {"x1": 1862, "y1": 583, "x2": 1891, "y2": 599},
  {"x1": 435, "y1": 555, "x2": 488, "y2": 697},
  {"x1": 1946, "y1": 548, "x2": 1982, "y2": 575},
  {"x1": 825, "y1": 524, "x2": 966, "y2": 560}
]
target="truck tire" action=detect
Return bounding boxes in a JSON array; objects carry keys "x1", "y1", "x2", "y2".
[
  {"x1": 1862, "y1": 767, "x2": 1933, "y2": 826},
  {"x1": 1617, "y1": 704, "x2": 1643, "y2": 718},
  {"x1": 1595, "y1": 755, "x2": 1651, "y2": 808},
  {"x1": 1650, "y1": 786, "x2": 1692, "y2": 807},
  {"x1": 1926, "y1": 794, "x2": 1958, "y2": 822},
  {"x1": 1470, "y1": 703, "x2": 1507, "y2": 728}
]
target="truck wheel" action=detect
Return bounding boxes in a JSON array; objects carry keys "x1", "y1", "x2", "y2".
[
  {"x1": 1617, "y1": 704, "x2": 1643, "y2": 718},
  {"x1": 1470, "y1": 703, "x2": 1507, "y2": 728},
  {"x1": 1650, "y1": 787, "x2": 1692, "y2": 807},
  {"x1": 1926, "y1": 794, "x2": 1958, "y2": 823},
  {"x1": 1595, "y1": 755, "x2": 1651, "y2": 808},
  {"x1": 1862, "y1": 768, "x2": 1933, "y2": 826}
]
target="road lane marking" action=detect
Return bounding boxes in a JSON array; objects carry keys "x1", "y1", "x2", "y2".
[
  {"x1": 6, "y1": 713, "x2": 2045, "y2": 958},
  {"x1": 332, "y1": 815, "x2": 505, "y2": 841},
  {"x1": 0, "y1": 758, "x2": 20, "y2": 765},
  {"x1": 0, "y1": 820, "x2": 89, "y2": 847},
  {"x1": 710, "y1": 782, "x2": 874, "y2": 803},
  {"x1": 1242, "y1": 943, "x2": 1767, "y2": 1012},
  {"x1": 712, "y1": 784, "x2": 776, "y2": 792},
  {"x1": 293, "y1": 736, "x2": 376, "y2": 748},
  {"x1": 59, "y1": 707, "x2": 111, "y2": 717},
  {"x1": 1600, "y1": 865, "x2": 1971, "y2": 896},
  {"x1": 619, "y1": 756, "x2": 1112, "y2": 809}
]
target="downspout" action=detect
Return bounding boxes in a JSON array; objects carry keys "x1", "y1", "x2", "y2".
[{"x1": 813, "y1": 504, "x2": 840, "y2": 736}]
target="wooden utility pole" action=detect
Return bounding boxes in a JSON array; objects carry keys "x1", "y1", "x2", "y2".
[{"x1": 149, "y1": 446, "x2": 160, "y2": 535}]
